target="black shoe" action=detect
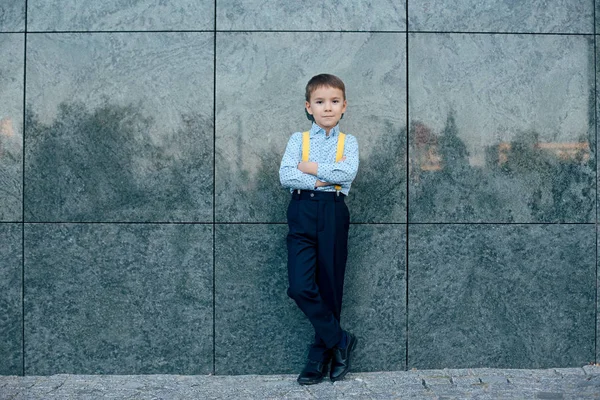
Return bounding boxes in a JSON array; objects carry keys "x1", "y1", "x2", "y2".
[
  {"x1": 297, "y1": 359, "x2": 330, "y2": 385},
  {"x1": 330, "y1": 332, "x2": 357, "y2": 382}
]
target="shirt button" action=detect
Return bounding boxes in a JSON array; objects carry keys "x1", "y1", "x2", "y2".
[{"x1": 310, "y1": 193, "x2": 314, "y2": 197}]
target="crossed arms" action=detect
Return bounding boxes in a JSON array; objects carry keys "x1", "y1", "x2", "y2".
[{"x1": 279, "y1": 132, "x2": 359, "y2": 191}]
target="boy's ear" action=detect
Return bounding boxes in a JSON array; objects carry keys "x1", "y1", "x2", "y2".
[
  {"x1": 305, "y1": 108, "x2": 314, "y2": 121},
  {"x1": 305, "y1": 101, "x2": 313, "y2": 115},
  {"x1": 305, "y1": 101, "x2": 314, "y2": 121}
]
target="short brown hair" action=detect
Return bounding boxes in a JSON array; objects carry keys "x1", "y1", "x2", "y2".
[{"x1": 305, "y1": 74, "x2": 346, "y2": 102}]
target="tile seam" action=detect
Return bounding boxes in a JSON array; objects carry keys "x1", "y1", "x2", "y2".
[
  {"x1": 14, "y1": 221, "x2": 598, "y2": 225},
  {"x1": 16, "y1": 30, "x2": 597, "y2": 36},
  {"x1": 21, "y1": 0, "x2": 28, "y2": 377},
  {"x1": 594, "y1": 0, "x2": 598, "y2": 365},
  {"x1": 405, "y1": 0, "x2": 410, "y2": 371},
  {"x1": 212, "y1": 0, "x2": 217, "y2": 376}
]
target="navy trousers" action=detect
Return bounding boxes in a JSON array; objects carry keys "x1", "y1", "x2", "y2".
[{"x1": 286, "y1": 190, "x2": 350, "y2": 362}]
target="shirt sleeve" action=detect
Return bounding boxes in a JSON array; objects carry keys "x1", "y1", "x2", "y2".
[
  {"x1": 279, "y1": 132, "x2": 318, "y2": 190},
  {"x1": 316, "y1": 134, "x2": 359, "y2": 187}
]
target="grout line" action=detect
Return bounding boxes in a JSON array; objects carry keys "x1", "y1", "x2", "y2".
[
  {"x1": 405, "y1": 0, "x2": 410, "y2": 372},
  {"x1": 21, "y1": 0, "x2": 28, "y2": 377},
  {"x1": 404, "y1": 0, "x2": 410, "y2": 371},
  {"x1": 21, "y1": 223, "x2": 25, "y2": 377},
  {"x1": 594, "y1": 0, "x2": 598, "y2": 365},
  {"x1": 12, "y1": 221, "x2": 598, "y2": 225},
  {"x1": 20, "y1": 221, "x2": 217, "y2": 225},
  {"x1": 212, "y1": 0, "x2": 217, "y2": 376},
  {"x1": 14, "y1": 30, "x2": 597, "y2": 36},
  {"x1": 407, "y1": 30, "x2": 594, "y2": 36},
  {"x1": 406, "y1": 222, "x2": 596, "y2": 225},
  {"x1": 217, "y1": 29, "x2": 408, "y2": 33}
]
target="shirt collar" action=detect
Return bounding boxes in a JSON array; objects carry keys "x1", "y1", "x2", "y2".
[{"x1": 310, "y1": 122, "x2": 340, "y2": 138}]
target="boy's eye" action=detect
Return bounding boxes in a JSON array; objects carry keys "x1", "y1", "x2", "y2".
[
  {"x1": 316, "y1": 101, "x2": 323, "y2": 104},
  {"x1": 333, "y1": 100, "x2": 339, "y2": 103}
]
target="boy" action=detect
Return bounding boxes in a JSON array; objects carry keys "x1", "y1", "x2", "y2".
[{"x1": 279, "y1": 74, "x2": 359, "y2": 385}]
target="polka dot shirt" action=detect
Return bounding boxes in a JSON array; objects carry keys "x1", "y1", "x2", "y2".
[{"x1": 279, "y1": 122, "x2": 359, "y2": 195}]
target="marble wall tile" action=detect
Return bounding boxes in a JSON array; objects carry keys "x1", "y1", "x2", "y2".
[
  {"x1": 24, "y1": 223, "x2": 213, "y2": 375},
  {"x1": 409, "y1": 1, "x2": 593, "y2": 33},
  {"x1": 0, "y1": 34, "x2": 23, "y2": 221},
  {"x1": 595, "y1": 39, "x2": 600, "y2": 219},
  {"x1": 409, "y1": 34, "x2": 595, "y2": 223},
  {"x1": 214, "y1": 224, "x2": 311, "y2": 375},
  {"x1": 340, "y1": 224, "x2": 406, "y2": 372},
  {"x1": 216, "y1": 32, "x2": 406, "y2": 223},
  {"x1": 408, "y1": 224, "x2": 595, "y2": 369},
  {"x1": 25, "y1": 33, "x2": 214, "y2": 222},
  {"x1": 0, "y1": 224, "x2": 22, "y2": 375},
  {"x1": 597, "y1": 1, "x2": 600, "y2": 35},
  {"x1": 217, "y1": 0, "x2": 405, "y2": 31},
  {"x1": 27, "y1": 1, "x2": 214, "y2": 31},
  {"x1": 1, "y1": 1, "x2": 25, "y2": 32},
  {"x1": 215, "y1": 224, "x2": 405, "y2": 374}
]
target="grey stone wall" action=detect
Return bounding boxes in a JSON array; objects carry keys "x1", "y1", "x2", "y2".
[{"x1": 0, "y1": 1, "x2": 597, "y2": 375}]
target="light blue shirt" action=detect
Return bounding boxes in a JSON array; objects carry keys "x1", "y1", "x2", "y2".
[{"x1": 279, "y1": 122, "x2": 359, "y2": 195}]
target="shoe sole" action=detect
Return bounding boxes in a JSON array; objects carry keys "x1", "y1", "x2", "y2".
[
  {"x1": 330, "y1": 336, "x2": 357, "y2": 382},
  {"x1": 297, "y1": 378, "x2": 324, "y2": 385},
  {"x1": 297, "y1": 362, "x2": 330, "y2": 385}
]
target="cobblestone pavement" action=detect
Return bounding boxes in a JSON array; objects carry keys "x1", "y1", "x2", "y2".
[{"x1": 1, "y1": 366, "x2": 600, "y2": 399}]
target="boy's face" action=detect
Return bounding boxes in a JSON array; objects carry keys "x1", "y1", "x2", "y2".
[{"x1": 305, "y1": 86, "x2": 347, "y2": 132}]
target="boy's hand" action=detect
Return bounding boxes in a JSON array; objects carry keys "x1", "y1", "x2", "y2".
[
  {"x1": 297, "y1": 161, "x2": 318, "y2": 175},
  {"x1": 315, "y1": 180, "x2": 332, "y2": 188},
  {"x1": 298, "y1": 157, "x2": 346, "y2": 175}
]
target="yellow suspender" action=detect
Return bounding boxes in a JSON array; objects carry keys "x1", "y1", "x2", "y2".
[
  {"x1": 334, "y1": 133, "x2": 346, "y2": 192},
  {"x1": 302, "y1": 131, "x2": 310, "y2": 162},
  {"x1": 302, "y1": 131, "x2": 346, "y2": 192}
]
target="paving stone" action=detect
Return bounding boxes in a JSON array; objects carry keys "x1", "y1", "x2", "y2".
[
  {"x1": 553, "y1": 368, "x2": 586, "y2": 376},
  {"x1": 583, "y1": 365, "x2": 600, "y2": 375},
  {"x1": 422, "y1": 376, "x2": 453, "y2": 388},
  {"x1": 2, "y1": 368, "x2": 600, "y2": 399},
  {"x1": 535, "y1": 393, "x2": 565, "y2": 399},
  {"x1": 451, "y1": 375, "x2": 483, "y2": 387},
  {"x1": 479, "y1": 375, "x2": 509, "y2": 385}
]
